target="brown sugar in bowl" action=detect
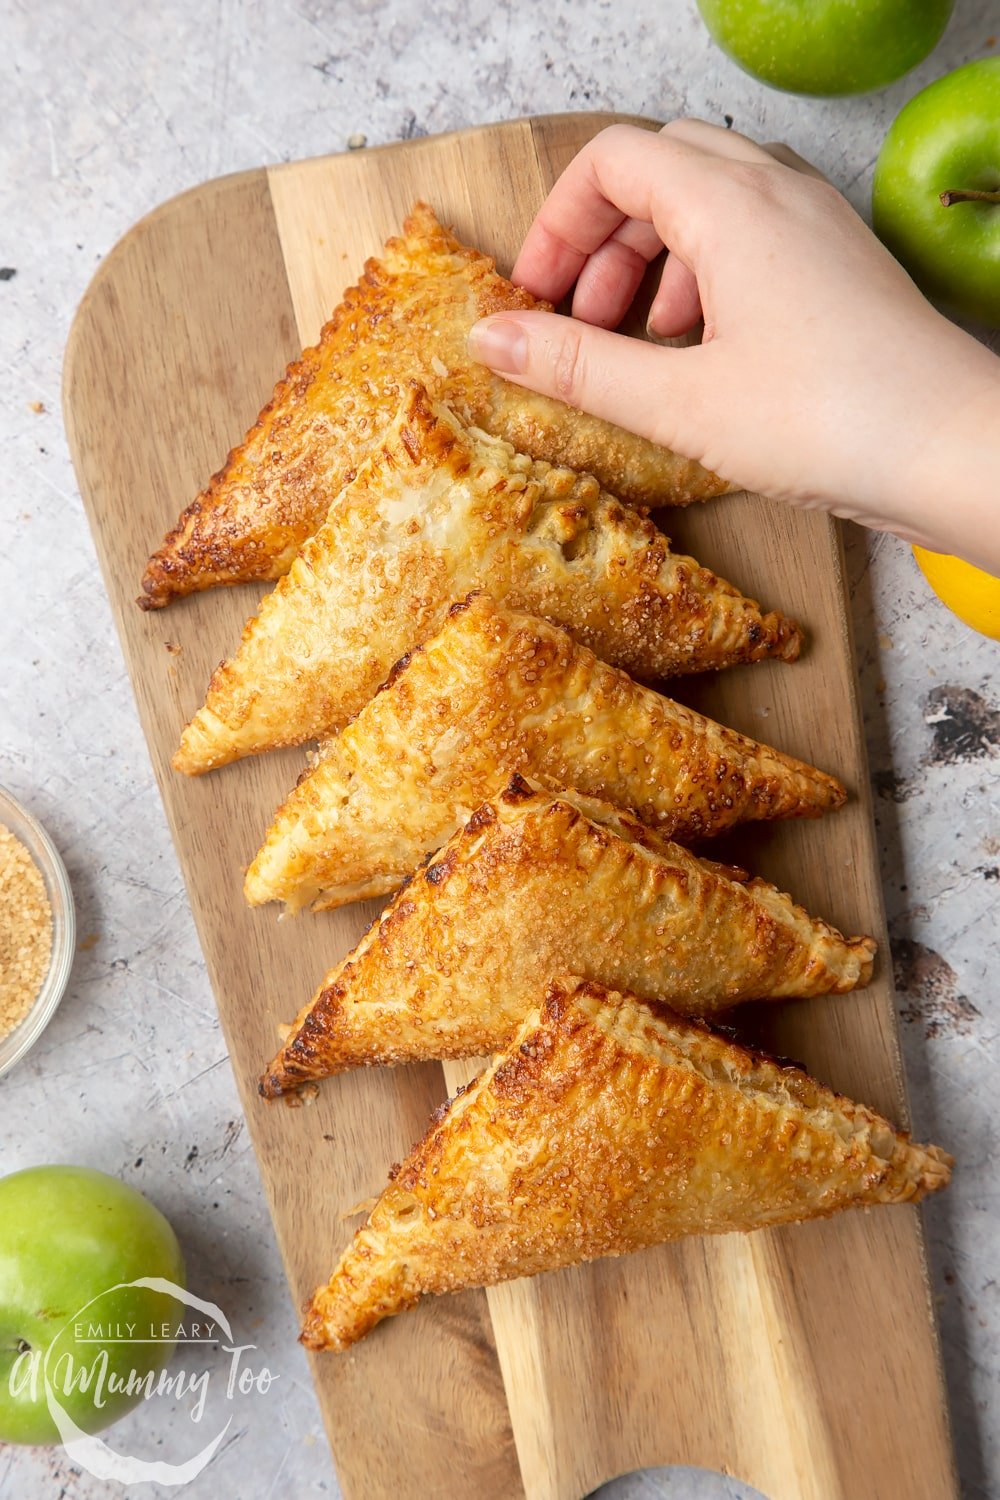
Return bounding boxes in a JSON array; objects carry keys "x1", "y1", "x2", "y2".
[{"x1": 0, "y1": 787, "x2": 75, "y2": 1078}]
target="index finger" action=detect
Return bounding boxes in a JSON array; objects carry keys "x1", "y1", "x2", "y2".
[
  {"x1": 511, "y1": 119, "x2": 776, "y2": 301},
  {"x1": 512, "y1": 125, "x2": 672, "y2": 300}
]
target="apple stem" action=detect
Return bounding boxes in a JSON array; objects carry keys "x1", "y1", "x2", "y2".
[
  {"x1": 15, "y1": 1338, "x2": 30, "y2": 1353},
  {"x1": 939, "y1": 187, "x2": 1000, "y2": 206}
]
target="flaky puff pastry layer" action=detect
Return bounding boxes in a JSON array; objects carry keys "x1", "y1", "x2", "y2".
[
  {"x1": 140, "y1": 201, "x2": 730, "y2": 608},
  {"x1": 302, "y1": 975, "x2": 951, "y2": 1350},
  {"x1": 245, "y1": 593, "x2": 840, "y2": 913},
  {"x1": 260, "y1": 780, "x2": 875, "y2": 1097},
  {"x1": 174, "y1": 390, "x2": 799, "y2": 775}
]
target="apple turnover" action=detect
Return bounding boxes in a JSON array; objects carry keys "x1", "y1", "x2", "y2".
[
  {"x1": 173, "y1": 390, "x2": 799, "y2": 774},
  {"x1": 260, "y1": 781, "x2": 875, "y2": 1096},
  {"x1": 140, "y1": 202, "x2": 730, "y2": 608},
  {"x1": 245, "y1": 594, "x2": 839, "y2": 912},
  {"x1": 302, "y1": 975, "x2": 950, "y2": 1351}
]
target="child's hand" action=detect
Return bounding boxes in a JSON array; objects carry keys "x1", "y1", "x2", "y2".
[{"x1": 468, "y1": 120, "x2": 1000, "y2": 573}]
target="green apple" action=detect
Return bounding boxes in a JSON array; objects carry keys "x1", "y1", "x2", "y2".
[
  {"x1": 697, "y1": 0, "x2": 954, "y2": 96},
  {"x1": 873, "y1": 57, "x2": 1000, "y2": 327},
  {"x1": 0, "y1": 1165, "x2": 185, "y2": 1444}
]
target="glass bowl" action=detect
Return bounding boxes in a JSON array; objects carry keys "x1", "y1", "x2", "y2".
[{"x1": 0, "y1": 786, "x2": 75, "y2": 1078}]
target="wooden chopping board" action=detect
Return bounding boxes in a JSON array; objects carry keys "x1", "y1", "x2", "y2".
[{"x1": 63, "y1": 113, "x2": 957, "y2": 1500}]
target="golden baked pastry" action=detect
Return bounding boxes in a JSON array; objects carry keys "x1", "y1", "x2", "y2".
[
  {"x1": 260, "y1": 780, "x2": 876, "y2": 1097},
  {"x1": 244, "y1": 594, "x2": 840, "y2": 912},
  {"x1": 174, "y1": 390, "x2": 799, "y2": 776},
  {"x1": 301, "y1": 975, "x2": 951, "y2": 1351},
  {"x1": 140, "y1": 201, "x2": 731, "y2": 608}
]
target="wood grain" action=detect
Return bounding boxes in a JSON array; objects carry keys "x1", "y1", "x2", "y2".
[{"x1": 64, "y1": 113, "x2": 956, "y2": 1500}]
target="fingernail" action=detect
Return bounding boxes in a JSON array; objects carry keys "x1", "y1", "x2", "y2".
[
  {"x1": 646, "y1": 304, "x2": 665, "y2": 339},
  {"x1": 467, "y1": 317, "x2": 528, "y2": 375}
]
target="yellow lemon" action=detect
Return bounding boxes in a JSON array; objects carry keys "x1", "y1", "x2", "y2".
[{"x1": 913, "y1": 546, "x2": 1000, "y2": 640}]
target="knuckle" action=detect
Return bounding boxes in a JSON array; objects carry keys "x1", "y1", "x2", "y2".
[
  {"x1": 727, "y1": 160, "x2": 774, "y2": 196},
  {"x1": 809, "y1": 176, "x2": 845, "y2": 210},
  {"x1": 598, "y1": 122, "x2": 638, "y2": 149},
  {"x1": 550, "y1": 326, "x2": 585, "y2": 404},
  {"x1": 591, "y1": 122, "x2": 646, "y2": 164},
  {"x1": 728, "y1": 158, "x2": 839, "y2": 215},
  {"x1": 587, "y1": 124, "x2": 620, "y2": 161},
  {"x1": 660, "y1": 116, "x2": 707, "y2": 139},
  {"x1": 725, "y1": 160, "x2": 802, "y2": 219}
]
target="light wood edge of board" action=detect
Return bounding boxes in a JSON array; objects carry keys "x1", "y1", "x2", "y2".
[{"x1": 264, "y1": 109, "x2": 659, "y2": 182}]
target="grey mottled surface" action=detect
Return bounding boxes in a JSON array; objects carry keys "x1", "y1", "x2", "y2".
[{"x1": 1, "y1": 1, "x2": 998, "y2": 1496}]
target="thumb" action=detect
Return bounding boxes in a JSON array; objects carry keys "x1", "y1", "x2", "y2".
[{"x1": 467, "y1": 309, "x2": 710, "y2": 457}]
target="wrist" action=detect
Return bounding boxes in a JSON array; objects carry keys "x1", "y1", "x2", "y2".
[{"x1": 885, "y1": 331, "x2": 1000, "y2": 573}]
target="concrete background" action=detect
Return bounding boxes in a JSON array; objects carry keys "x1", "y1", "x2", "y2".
[{"x1": 1, "y1": 1, "x2": 997, "y2": 1496}]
